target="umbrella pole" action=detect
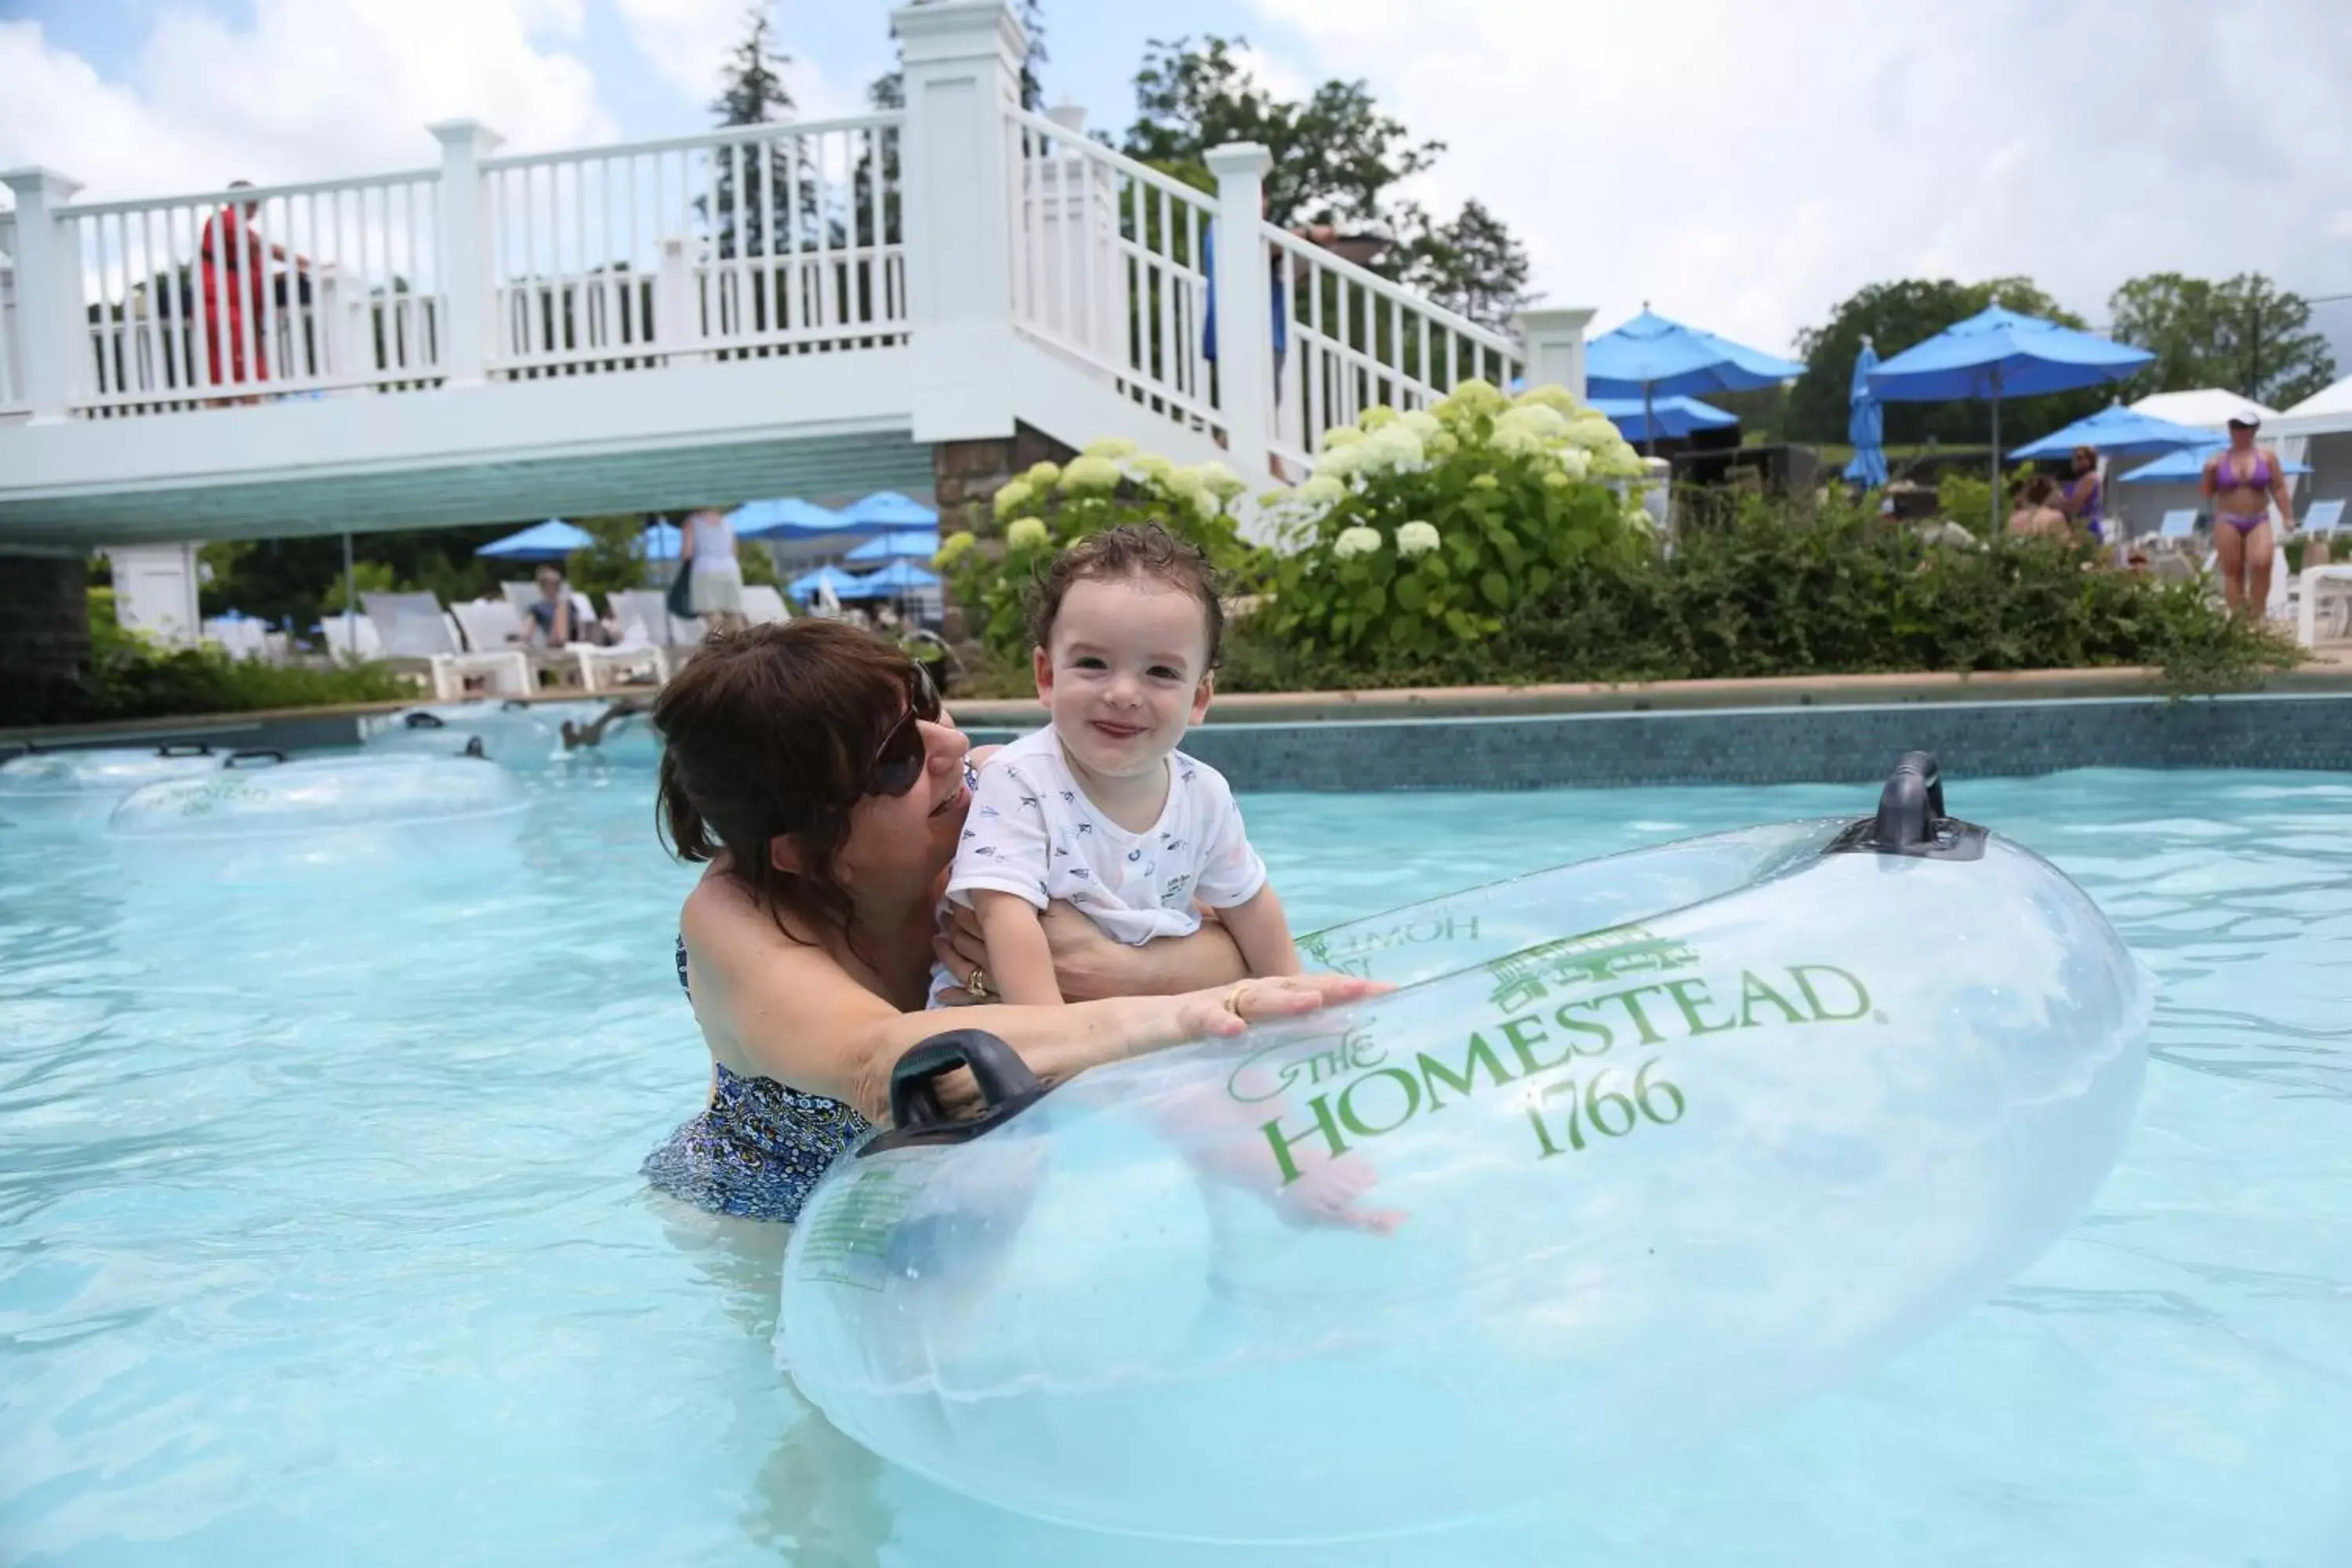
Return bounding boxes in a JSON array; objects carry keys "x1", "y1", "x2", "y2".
[
  {"x1": 341, "y1": 530, "x2": 355, "y2": 662},
  {"x1": 1987, "y1": 369, "x2": 2003, "y2": 536},
  {"x1": 1643, "y1": 383, "x2": 1656, "y2": 458}
]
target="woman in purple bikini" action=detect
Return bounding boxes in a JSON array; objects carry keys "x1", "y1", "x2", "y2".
[
  {"x1": 2060, "y1": 445, "x2": 2103, "y2": 542},
  {"x1": 2201, "y1": 413, "x2": 2296, "y2": 618}
]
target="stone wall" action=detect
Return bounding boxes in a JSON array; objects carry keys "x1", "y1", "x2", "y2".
[
  {"x1": 931, "y1": 421, "x2": 1076, "y2": 541},
  {"x1": 0, "y1": 552, "x2": 91, "y2": 726}
]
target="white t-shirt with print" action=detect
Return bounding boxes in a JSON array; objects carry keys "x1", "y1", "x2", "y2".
[{"x1": 946, "y1": 727, "x2": 1269, "y2": 946}]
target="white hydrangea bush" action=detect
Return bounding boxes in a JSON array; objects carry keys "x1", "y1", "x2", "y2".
[{"x1": 1261, "y1": 380, "x2": 1655, "y2": 663}]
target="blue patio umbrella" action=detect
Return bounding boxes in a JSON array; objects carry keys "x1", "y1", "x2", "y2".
[
  {"x1": 1868, "y1": 306, "x2": 2154, "y2": 531},
  {"x1": 729, "y1": 498, "x2": 863, "y2": 542},
  {"x1": 1588, "y1": 394, "x2": 1737, "y2": 443},
  {"x1": 844, "y1": 561, "x2": 942, "y2": 597},
  {"x1": 1845, "y1": 339, "x2": 1888, "y2": 487},
  {"x1": 636, "y1": 521, "x2": 683, "y2": 561},
  {"x1": 787, "y1": 564, "x2": 864, "y2": 600},
  {"x1": 2005, "y1": 401, "x2": 2217, "y2": 460},
  {"x1": 2118, "y1": 442, "x2": 2311, "y2": 484},
  {"x1": 1584, "y1": 307, "x2": 1803, "y2": 454},
  {"x1": 835, "y1": 491, "x2": 938, "y2": 528},
  {"x1": 845, "y1": 529, "x2": 942, "y2": 564},
  {"x1": 476, "y1": 519, "x2": 593, "y2": 561}
]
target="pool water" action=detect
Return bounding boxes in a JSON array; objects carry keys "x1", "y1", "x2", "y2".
[{"x1": 2, "y1": 757, "x2": 2348, "y2": 1566}]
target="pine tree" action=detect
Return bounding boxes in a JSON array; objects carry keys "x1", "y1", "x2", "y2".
[
  {"x1": 705, "y1": 6, "x2": 808, "y2": 263},
  {"x1": 711, "y1": 6, "x2": 794, "y2": 127}
]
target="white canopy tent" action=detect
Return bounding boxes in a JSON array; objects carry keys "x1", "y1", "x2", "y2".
[
  {"x1": 2271, "y1": 376, "x2": 2352, "y2": 539},
  {"x1": 2127, "y1": 387, "x2": 2279, "y2": 433}
]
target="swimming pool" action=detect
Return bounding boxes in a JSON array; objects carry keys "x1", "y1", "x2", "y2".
[{"x1": 2, "y1": 758, "x2": 2347, "y2": 1566}]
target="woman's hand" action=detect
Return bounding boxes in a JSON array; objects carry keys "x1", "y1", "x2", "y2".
[{"x1": 1166, "y1": 973, "x2": 1388, "y2": 1040}]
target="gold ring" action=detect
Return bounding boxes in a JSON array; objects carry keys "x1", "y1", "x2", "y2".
[
  {"x1": 968, "y1": 966, "x2": 989, "y2": 1000},
  {"x1": 1221, "y1": 980, "x2": 1254, "y2": 1018}
]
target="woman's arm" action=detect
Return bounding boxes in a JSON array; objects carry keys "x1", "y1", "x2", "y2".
[{"x1": 688, "y1": 877, "x2": 1367, "y2": 1123}]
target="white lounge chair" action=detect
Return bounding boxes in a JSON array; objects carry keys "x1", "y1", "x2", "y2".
[
  {"x1": 742, "y1": 584, "x2": 791, "y2": 626},
  {"x1": 362, "y1": 590, "x2": 532, "y2": 699},
  {"x1": 320, "y1": 612, "x2": 383, "y2": 662},
  {"x1": 608, "y1": 589, "x2": 704, "y2": 651},
  {"x1": 2154, "y1": 509, "x2": 2199, "y2": 547},
  {"x1": 2296, "y1": 503, "x2": 2352, "y2": 645},
  {"x1": 201, "y1": 617, "x2": 270, "y2": 661}
]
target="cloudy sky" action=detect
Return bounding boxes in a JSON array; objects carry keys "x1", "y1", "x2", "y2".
[{"x1": 7, "y1": 0, "x2": 2350, "y2": 368}]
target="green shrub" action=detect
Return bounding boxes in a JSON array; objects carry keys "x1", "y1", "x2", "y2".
[
  {"x1": 940, "y1": 441, "x2": 1266, "y2": 660},
  {"x1": 1224, "y1": 495, "x2": 2296, "y2": 696},
  {"x1": 321, "y1": 561, "x2": 398, "y2": 614},
  {"x1": 1934, "y1": 468, "x2": 1998, "y2": 535},
  {"x1": 1260, "y1": 383, "x2": 1653, "y2": 664},
  {"x1": 51, "y1": 589, "x2": 413, "y2": 724}
]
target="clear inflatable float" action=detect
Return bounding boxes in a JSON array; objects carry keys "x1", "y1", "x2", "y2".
[
  {"x1": 775, "y1": 755, "x2": 2153, "y2": 1542},
  {"x1": 0, "y1": 742, "x2": 261, "y2": 828},
  {"x1": 107, "y1": 747, "x2": 528, "y2": 880},
  {"x1": 361, "y1": 700, "x2": 658, "y2": 770}
]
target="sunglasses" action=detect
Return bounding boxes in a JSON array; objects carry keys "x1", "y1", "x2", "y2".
[{"x1": 865, "y1": 665, "x2": 942, "y2": 800}]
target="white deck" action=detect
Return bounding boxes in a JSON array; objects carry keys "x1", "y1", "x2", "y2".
[{"x1": 0, "y1": 2, "x2": 1567, "y2": 551}]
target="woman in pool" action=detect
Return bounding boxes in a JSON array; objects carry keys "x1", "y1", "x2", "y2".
[
  {"x1": 2201, "y1": 413, "x2": 2296, "y2": 618},
  {"x1": 641, "y1": 619, "x2": 1376, "y2": 1223}
]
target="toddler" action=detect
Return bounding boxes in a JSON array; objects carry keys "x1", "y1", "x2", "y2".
[{"x1": 940, "y1": 523, "x2": 1298, "y2": 1001}]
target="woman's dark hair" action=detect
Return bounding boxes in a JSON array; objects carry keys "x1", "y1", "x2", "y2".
[
  {"x1": 654, "y1": 619, "x2": 924, "y2": 948},
  {"x1": 1026, "y1": 522, "x2": 1225, "y2": 668},
  {"x1": 2020, "y1": 474, "x2": 2057, "y2": 505},
  {"x1": 2071, "y1": 445, "x2": 2097, "y2": 469}
]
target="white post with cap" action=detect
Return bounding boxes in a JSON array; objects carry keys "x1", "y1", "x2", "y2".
[
  {"x1": 428, "y1": 120, "x2": 503, "y2": 388},
  {"x1": 2, "y1": 168, "x2": 85, "y2": 423},
  {"x1": 1515, "y1": 306, "x2": 1594, "y2": 402},
  {"x1": 893, "y1": 0, "x2": 1025, "y2": 439},
  {"x1": 1207, "y1": 141, "x2": 1274, "y2": 484}
]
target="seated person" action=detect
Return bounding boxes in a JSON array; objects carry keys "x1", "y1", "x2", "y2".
[
  {"x1": 521, "y1": 564, "x2": 609, "y2": 646},
  {"x1": 2006, "y1": 477, "x2": 2072, "y2": 540}
]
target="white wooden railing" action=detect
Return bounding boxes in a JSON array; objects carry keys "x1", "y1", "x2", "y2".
[
  {"x1": 1006, "y1": 109, "x2": 1222, "y2": 446},
  {"x1": 57, "y1": 169, "x2": 445, "y2": 414},
  {"x1": 0, "y1": 210, "x2": 22, "y2": 414},
  {"x1": 1261, "y1": 225, "x2": 1525, "y2": 470},
  {"x1": 0, "y1": 0, "x2": 1576, "y2": 495},
  {"x1": 481, "y1": 114, "x2": 905, "y2": 379}
]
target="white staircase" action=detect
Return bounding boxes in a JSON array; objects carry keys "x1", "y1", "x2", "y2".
[{"x1": 0, "y1": 0, "x2": 1577, "y2": 552}]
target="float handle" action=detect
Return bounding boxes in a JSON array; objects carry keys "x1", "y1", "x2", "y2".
[
  {"x1": 1835, "y1": 750, "x2": 1986, "y2": 862},
  {"x1": 1874, "y1": 750, "x2": 1945, "y2": 848},
  {"x1": 224, "y1": 749, "x2": 289, "y2": 768},
  {"x1": 860, "y1": 1030, "x2": 1049, "y2": 1156},
  {"x1": 401, "y1": 711, "x2": 448, "y2": 729},
  {"x1": 157, "y1": 743, "x2": 215, "y2": 757}
]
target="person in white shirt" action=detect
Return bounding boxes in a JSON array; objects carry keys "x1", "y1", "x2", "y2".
[
  {"x1": 941, "y1": 524, "x2": 1298, "y2": 1003},
  {"x1": 677, "y1": 506, "x2": 746, "y2": 628},
  {"x1": 936, "y1": 523, "x2": 1397, "y2": 1234}
]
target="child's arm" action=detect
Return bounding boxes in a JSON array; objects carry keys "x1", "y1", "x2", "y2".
[
  {"x1": 971, "y1": 890, "x2": 1065, "y2": 1004},
  {"x1": 1217, "y1": 883, "x2": 1301, "y2": 977}
]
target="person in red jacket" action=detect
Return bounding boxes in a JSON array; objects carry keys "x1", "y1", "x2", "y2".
[{"x1": 198, "y1": 180, "x2": 308, "y2": 397}]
